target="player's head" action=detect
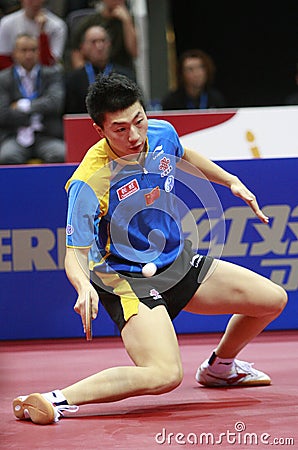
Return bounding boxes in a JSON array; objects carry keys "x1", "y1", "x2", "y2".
[
  {"x1": 86, "y1": 73, "x2": 148, "y2": 158},
  {"x1": 86, "y1": 73, "x2": 146, "y2": 128}
]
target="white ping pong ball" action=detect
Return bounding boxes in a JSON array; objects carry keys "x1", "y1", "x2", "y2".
[{"x1": 142, "y1": 262, "x2": 157, "y2": 277}]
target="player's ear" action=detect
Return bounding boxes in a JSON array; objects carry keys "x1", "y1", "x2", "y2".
[{"x1": 93, "y1": 123, "x2": 105, "y2": 139}]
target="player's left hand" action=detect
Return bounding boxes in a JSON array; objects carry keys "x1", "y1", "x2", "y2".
[{"x1": 230, "y1": 177, "x2": 269, "y2": 224}]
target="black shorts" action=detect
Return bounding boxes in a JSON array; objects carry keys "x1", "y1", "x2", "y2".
[{"x1": 91, "y1": 240, "x2": 213, "y2": 332}]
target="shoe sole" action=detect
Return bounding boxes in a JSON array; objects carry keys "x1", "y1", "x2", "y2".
[
  {"x1": 13, "y1": 393, "x2": 55, "y2": 425},
  {"x1": 197, "y1": 377, "x2": 272, "y2": 387}
]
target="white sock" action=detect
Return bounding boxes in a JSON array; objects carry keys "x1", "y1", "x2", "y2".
[
  {"x1": 42, "y1": 390, "x2": 68, "y2": 405},
  {"x1": 208, "y1": 351, "x2": 235, "y2": 374}
]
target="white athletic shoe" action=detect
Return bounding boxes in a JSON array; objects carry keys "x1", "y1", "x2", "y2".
[
  {"x1": 196, "y1": 358, "x2": 272, "y2": 387},
  {"x1": 12, "y1": 393, "x2": 79, "y2": 425}
]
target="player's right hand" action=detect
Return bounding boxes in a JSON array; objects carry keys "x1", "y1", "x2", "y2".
[{"x1": 74, "y1": 287, "x2": 99, "y2": 331}]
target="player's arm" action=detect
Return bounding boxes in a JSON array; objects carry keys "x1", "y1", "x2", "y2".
[
  {"x1": 181, "y1": 146, "x2": 269, "y2": 224},
  {"x1": 65, "y1": 179, "x2": 100, "y2": 327},
  {"x1": 65, "y1": 247, "x2": 99, "y2": 331}
]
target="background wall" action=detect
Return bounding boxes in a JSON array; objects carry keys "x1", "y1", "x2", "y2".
[
  {"x1": 149, "y1": 1, "x2": 298, "y2": 107},
  {"x1": 1, "y1": 158, "x2": 298, "y2": 340},
  {"x1": 2, "y1": 106, "x2": 298, "y2": 340}
]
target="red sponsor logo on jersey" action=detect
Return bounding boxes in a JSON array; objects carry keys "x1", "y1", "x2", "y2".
[
  {"x1": 144, "y1": 186, "x2": 160, "y2": 206},
  {"x1": 117, "y1": 179, "x2": 140, "y2": 201}
]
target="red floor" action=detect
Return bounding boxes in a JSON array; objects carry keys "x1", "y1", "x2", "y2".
[{"x1": 1, "y1": 331, "x2": 297, "y2": 450}]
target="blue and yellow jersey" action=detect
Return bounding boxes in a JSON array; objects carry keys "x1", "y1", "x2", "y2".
[{"x1": 65, "y1": 119, "x2": 185, "y2": 274}]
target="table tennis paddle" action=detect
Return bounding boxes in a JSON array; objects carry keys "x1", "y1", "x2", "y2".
[{"x1": 85, "y1": 291, "x2": 92, "y2": 341}]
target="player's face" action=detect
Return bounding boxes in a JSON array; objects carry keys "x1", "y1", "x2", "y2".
[{"x1": 95, "y1": 101, "x2": 148, "y2": 159}]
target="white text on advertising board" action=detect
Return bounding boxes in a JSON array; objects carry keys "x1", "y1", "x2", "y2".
[{"x1": 1, "y1": 204, "x2": 298, "y2": 291}]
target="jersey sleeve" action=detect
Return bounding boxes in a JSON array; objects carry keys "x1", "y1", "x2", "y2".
[
  {"x1": 66, "y1": 179, "x2": 100, "y2": 248},
  {"x1": 174, "y1": 130, "x2": 185, "y2": 159},
  {"x1": 162, "y1": 120, "x2": 185, "y2": 159}
]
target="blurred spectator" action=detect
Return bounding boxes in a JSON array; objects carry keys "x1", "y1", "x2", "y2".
[
  {"x1": 284, "y1": 63, "x2": 298, "y2": 105},
  {"x1": 0, "y1": 0, "x2": 20, "y2": 18},
  {"x1": 65, "y1": 24, "x2": 135, "y2": 114},
  {"x1": 65, "y1": 1, "x2": 95, "y2": 17},
  {"x1": 46, "y1": 0, "x2": 92, "y2": 19},
  {"x1": 70, "y1": 0, "x2": 137, "y2": 72},
  {"x1": 0, "y1": 0, "x2": 67, "y2": 70},
  {"x1": 161, "y1": 49, "x2": 226, "y2": 110},
  {"x1": 0, "y1": 33, "x2": 65, "y2": 164}
]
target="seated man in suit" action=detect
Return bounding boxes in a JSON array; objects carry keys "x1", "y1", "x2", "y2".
[
  {"x1": 64, "y1": 24, "x2": 136, "y2": 114},
  {"x1": 0, "y1": 0, "x2": 67, "y2": 70},
  {"x1": 0, "y1": 33, "x2": 65, "y2": 164}
]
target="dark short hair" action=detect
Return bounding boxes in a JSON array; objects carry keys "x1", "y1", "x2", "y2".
[{"x1": 86, "y1": 73, "x2": 145, "y2": 127}]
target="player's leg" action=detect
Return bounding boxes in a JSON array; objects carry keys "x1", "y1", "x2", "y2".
[
  {"x1": 184, "y1": 259, "x2": 287, "y2": 386},
  {"x1": 13, "y1": 303, "x2": 183, "y2": 424},
  {"x1": 62, "y1": 303, "x2": 183, "y2": 405},
  {"x1": 185, "y1": 259, "x2": 287, "y2": 355}
]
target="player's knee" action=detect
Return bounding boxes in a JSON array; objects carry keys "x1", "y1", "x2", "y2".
[
  {"x1": 272, "y1": 285, "x2": 288, "y2": 316},
  {"x1": 154, "y1": 363, "x2": 183, "y2": 394}
]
